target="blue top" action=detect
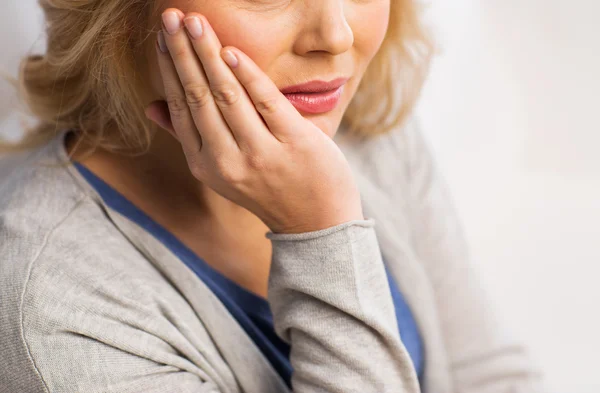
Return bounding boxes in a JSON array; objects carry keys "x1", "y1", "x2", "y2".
[{"x1": 74, "y1": 161, "x2": 425, "y2": 387}]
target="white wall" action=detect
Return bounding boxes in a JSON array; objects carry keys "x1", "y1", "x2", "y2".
[
  {"x1": 2, "y1": 1, "x2": 599, "y2": 391},
  {"x1": 0, "y1": 1, "x2": 45, "y2": 140},
  {"x1": 417, "y1": 1, "x2": 600, "y2": 392}
]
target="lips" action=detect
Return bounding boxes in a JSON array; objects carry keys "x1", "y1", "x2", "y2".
[
  {"x1": 280, "y1": 77, "x2": 349, "y2": 114},
  {"x1": 280, "y1": 77, "x2": 349, "y2": 94},
  {"x1": 283, "y1": 87, "x2": 345, "y2": 114}
]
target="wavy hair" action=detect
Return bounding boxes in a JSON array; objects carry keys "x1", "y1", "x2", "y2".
[{"x1": 0, "y1": 0, "x2": 434, "y2": 158}]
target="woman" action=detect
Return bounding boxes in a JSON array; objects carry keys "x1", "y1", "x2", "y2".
[{"x1": 0, "y1": 1, "x2": 544, "y2": 392}]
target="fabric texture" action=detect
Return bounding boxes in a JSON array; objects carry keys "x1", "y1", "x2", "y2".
[
  {"x1": 0, "y1": 117, "x2": 546, "y2": 393},
  {"x1": 72, "y1": 160, "x2": 425, "y2": 387}
]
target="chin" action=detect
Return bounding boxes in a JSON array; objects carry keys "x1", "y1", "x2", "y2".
[
  {"x1": 300, "y1": 89, "x2": 351, "y2": 139},
  {"x1": 301, "y1": 110, "x2": 344, "y2": 139}
]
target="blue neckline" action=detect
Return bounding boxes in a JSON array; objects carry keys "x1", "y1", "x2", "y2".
[{"x1": 72, "y1": 161, "x2": 273, "y2": 316}]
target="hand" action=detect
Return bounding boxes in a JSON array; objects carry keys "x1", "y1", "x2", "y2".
[{"x1": 146, "y1": 9, "x2": 364, "y2": 234}]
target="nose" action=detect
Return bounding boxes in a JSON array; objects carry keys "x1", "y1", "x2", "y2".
[{"x1": 293, "y1": 0, "x2": 354, "y2": 56}]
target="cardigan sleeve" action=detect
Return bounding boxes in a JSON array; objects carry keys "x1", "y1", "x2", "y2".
[
  {"x1": 266, "y1": 219, "x2": 421, "y2": 393},
  {"x1": 402, "y1": 118, "x2": 547, "y2": 393}
]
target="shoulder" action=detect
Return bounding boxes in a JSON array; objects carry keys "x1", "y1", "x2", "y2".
[
  {"x1": 0, "y1": 149, "x2": 192, "y2": 314},
  {"x1": 0, "y1": 136, "x2": 164, "y2": 289},
  {"x1": 0, "y1": 139, "x2": 133, "y2": 300},
  {"x1": 0, "y1": 141, "x2": 91, "y2": 320},
  {"x1": 383, "y1": 115, "x2": 438, "y2": 186},
  {"x1": 0, "y1": 146, "x2": 208, "y2": 392},
  {"x1": 1, "y1": 198, "x2": 211, "y2": 392},
  {"x1": 337, "y1": 115, "x2": 434, "y2": 198}
]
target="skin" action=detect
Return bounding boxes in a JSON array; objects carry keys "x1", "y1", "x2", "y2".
[{"x1": 67, "y1": 0, "x2": 390, "y2": 299}]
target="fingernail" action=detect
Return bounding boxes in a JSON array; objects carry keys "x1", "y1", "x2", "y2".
[
  {"x1": 221, "y1": 50, "x2": 238, "y2": 68},
  {"x1": 162, "y1": 11, "x2": 181, "y2": 35},
  {"x1": 184, "y1": 16, "x2": 203, "y2": 39},
  {"x1": 157, "y1": 31, "x2": 168, "y2": 53}
]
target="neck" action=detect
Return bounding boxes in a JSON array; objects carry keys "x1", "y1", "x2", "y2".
[
  {"x1": 65, "y1": 129, "x2": 273, "y2": 299},
  {"x1": 65, "y1": 129, "x2": 269, "y2": 237}
]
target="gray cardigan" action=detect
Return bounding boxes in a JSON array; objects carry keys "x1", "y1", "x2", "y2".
[{"x1": 0, "y1": 118, "x2": 545, "y2": 393}]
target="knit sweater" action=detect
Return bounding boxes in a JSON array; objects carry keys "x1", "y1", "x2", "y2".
[{"x1": 0, "y1": 118, "x2": 545, "y2": 393}]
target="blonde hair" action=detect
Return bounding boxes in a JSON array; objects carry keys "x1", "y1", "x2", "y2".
[{"x1": 1, "y1": 0, "x2": 434, "y2": 158}]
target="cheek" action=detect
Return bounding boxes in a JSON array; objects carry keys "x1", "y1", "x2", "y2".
[
  {"x1": 210, "y1": 14, "x2": 285, "y2": 75},
  {"x1": 352, "y1": 2, "x2": 390, "y2": 62},
  {"x1": 147, "y1": 4, "x2": 286, "y2": 99}
]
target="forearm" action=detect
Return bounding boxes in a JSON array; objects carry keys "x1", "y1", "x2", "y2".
[{"x1": 267, "y1": 218, "x2": 420, "y2": 393}]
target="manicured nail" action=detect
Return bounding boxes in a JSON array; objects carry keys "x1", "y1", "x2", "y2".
[
  {"x1": 184, "y1": 16, "x2": 203, "y2": 39},
  {"x1": 221, "y1": 50, "x2": 238, "y2": 68},
  {"x1": 157, "y1": 31, "x2": 168, "y2": 53},
  {"x1": 162, "y1": 11, "x2": 180, "y2": 35}
]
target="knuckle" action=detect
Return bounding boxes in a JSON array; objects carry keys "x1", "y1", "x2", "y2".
[
  {"x1": 219, "y1": 169, "x2": 242, "y2": 185},
  {"x1": 255, "y1": 96, "x2": 279, "y2": 115},
  {"x1": 211, "y1": 82, "x2": 241, "y2": 107},
  {"x1": 166, "y1": 94, "x2": 188, "y2": 116},
  {"x1": 189, "y1": 160, "x2": 208, "y2": 180},
  {"x1": 245, "y1": 153, "x2": 268, "y2": 171},
  {"x1": 183, "y1": 83, "x2": 213, "y2": 109},
  {"x1": 213, "y1": 154, "x2": 244, "y2": 184},
  {"x1": 171, "y1": 45, "x2": 188, "y2": 59}
]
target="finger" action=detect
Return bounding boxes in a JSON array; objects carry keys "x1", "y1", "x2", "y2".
[
  {"x1": 161, "y1": 9, "x2": 237, "y2": 153},
  {"x1": 183, "y1": 13, "x2": 274, "y2": 152},
  {"x1": 220, "y1": 47, "x2": 306, "y2": 142},
  {"x1": 156, "y1": 27, "x2": 203, "y2": 157}
]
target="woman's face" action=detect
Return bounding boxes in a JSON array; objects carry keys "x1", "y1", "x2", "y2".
[{"x1": 146, "y1": 0, "x2": 391, "y2": 138}]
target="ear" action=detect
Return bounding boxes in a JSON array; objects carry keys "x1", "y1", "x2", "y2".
[{"x1": 144, "y1": 100, "x2": 178, "y2": 140}]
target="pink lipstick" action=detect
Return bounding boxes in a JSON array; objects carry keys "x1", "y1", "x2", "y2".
[{"x1": 280, "y1": 78, "x2": 348, "y2": 114}]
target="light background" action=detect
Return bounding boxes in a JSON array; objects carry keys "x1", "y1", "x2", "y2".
[
  {"x1": 417, "y1": 2, "x2": 600, "y2": 392},
  {"x1": 1, "y1": 2, "x2": 599, "y2": 392}
]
